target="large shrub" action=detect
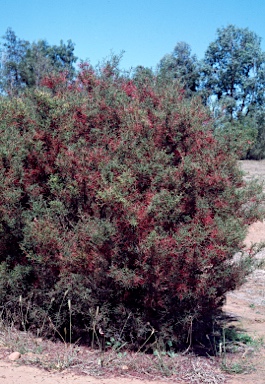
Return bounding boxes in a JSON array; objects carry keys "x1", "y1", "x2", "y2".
[{"x1": 0, "y1": 62, "x2": 264, "y2": 350}]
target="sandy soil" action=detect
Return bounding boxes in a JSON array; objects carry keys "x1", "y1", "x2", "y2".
[
  {"x1": 1, "y1": 160, "x2": 265, "y2": 384},
  {"x1": 222, "y1": 160, "x2": 265, "y2": 384},
  {"x1": 0, "y1": 362, "x2": 170, "y2": 384}
]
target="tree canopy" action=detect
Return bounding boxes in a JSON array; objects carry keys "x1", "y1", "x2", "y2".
[
  {"x1": 201, "y1": 24, "x2": 265, "y2": 120},
  {"x1": 0, "y1": 28, "x2": 77, "y2": 95},
  {"x1": 158, "y1": 41, "x2": 200, "y2": 93}
]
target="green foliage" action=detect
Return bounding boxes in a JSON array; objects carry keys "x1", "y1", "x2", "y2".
[
  {"x1": 214, "y1": 117, "x2": 258, "y2": 159},
  {"x1": 0, "y1": 28, "x2": 29, "y2": 96},
  {"x1": 202, "y1": 24, "x2": 265, "y2": 118},
  {"x1": 156, "y1": 26, "x2": 265, "y2": 158},
  {"x1": 246, "y1": 108, "x2": 265, "y2": 159},
  {"x1": 0, "y1": 28, "x2": 77, "y2": 94},
  {"x1": 200, "y1": 25, "x2": 265, "y2": 157},
  {"x1": 20, "y1": 39, "x2": 77, "y2": 88},
  {"x1": 132, "y1": 65, "x2": 155, "y2": 87},
  {"x1": 158, "y1": 42, "x2": 200, "y2": 93},
  {"x1": 223, "y1": 327, "x2": 253, "y2": 345},
  {"x1": 0, "y1": 262, "x2": 33, "y2": 301}
]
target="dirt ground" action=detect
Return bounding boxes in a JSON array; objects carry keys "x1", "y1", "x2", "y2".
[
  {"x1": 1, "y1": 160, "x2": 265, "y2": 384},
  {"x1": 222, "y1": 160, "x2": 265, "y2": 384}
]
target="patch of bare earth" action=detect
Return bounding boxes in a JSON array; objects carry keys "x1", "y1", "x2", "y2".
[
  {"x1": 0, "y1": 160, "x2": 265, "y2": 384},
  {"x1": 222, "y1": 160, "x2": 265, "y2": 384},
  {"x1": 0, "y1": 329, "x2": 225, "y2": 384}
]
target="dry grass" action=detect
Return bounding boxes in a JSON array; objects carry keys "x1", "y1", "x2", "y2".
[{"x1": 0, "y1": 319, "x2": 227, "y2": 383}]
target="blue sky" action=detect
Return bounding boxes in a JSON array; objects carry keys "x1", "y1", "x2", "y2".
[{"x1": 1, "y1": 0, "x2": 265, "y2": 71}]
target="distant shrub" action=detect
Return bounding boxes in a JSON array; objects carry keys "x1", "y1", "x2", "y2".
[
  {"x1": 0, "y1": 62, "x2": 264, "y2": 350},
  {"x1": 246, "y1": 111, "x2": 265, "y2": 159},
  {"x1": 213, "y1": 118, "x2": 257, "y2": 159}
]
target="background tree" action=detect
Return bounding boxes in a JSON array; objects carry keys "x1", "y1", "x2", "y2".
[
  {"x1": 132, "y1": 65, "x2": 154, "y2": 86},
  {"x1": 247, "y1": 108, "x2": 265, "y2": 159},
  {"x1": 202, "y1": 24, "x2": 265, "y2": 118},
  {"x1": 158, "y1": 41, "x2": 200, "y2": 93},
  {"x1": 201, "y1": 25, "x2": 265, "y2": 157},
  {"x1": 0, "y1": 28, "x2": 29, "y2": 96},
  {"x1": 19, "y1": 39, "x2": 77, "y2": 88},
  {"x1": 0, "y1": 28, "x2": 77, "y2": 93}
]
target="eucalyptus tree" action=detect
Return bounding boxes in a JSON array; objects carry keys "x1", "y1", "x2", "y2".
[
  {"x1": 20, "y1": 39, "x2": 77, "y2": 88},
  {"x1": 202, "y1": 25, "x2": 265, "y2": 120},
  {"x1": 0, "y1": 28, "x2": 77, "y2": 94},
  {"x1": 0, "y1": 28, "x2": 29, "y2": 96},
  {"x1": 158, "y1": 41, "x2": 200, "y2": 93},
  {"x1": 201, "y1": 25, "x2": 265, "y2": 158}
]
